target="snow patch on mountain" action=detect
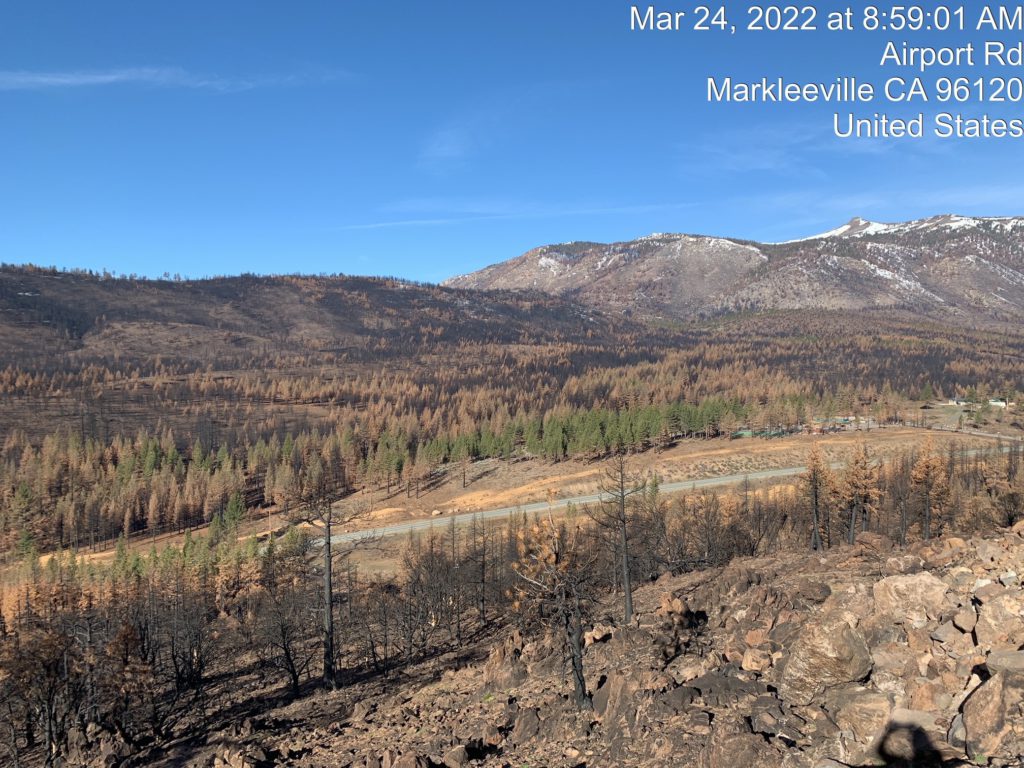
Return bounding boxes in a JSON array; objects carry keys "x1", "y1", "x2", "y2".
[
  {"x1": 780, "y1": 214, "x2": 1024, "y2": 244},
  {"x1": 859, "y1": 259, "x2": 946, "y2": 303},
  {"x1": 537, "y1": 255, "x2": 564, "y2": 275},
  {"x1": 965, "y1": 254, "x2": 1024, "y2": 287}
]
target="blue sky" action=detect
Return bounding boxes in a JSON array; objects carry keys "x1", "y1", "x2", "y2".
[{"x1": 2, "y1": 2, "x2": 1023, "y2": 282}]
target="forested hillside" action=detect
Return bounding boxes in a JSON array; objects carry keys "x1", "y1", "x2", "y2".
[
  {"x1": 0, "y1": 261, "x2": 1023, "y2": 766},
  {"x1": 1, "y1": 266, "x2": 1023, "y2": 556}
]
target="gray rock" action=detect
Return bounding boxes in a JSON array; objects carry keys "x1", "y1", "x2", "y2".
[
  {"x1": 929, "y1": 620, "x2": 961, "y2": 646},
  {"x1": 999, "y1": 570, "x2": 1020, "y2": 588},
  {"x1": 986, "y1": 649, "x2": 1024, "y2": 675},
  {"x1": 690, "y1": 671, "x2": 770, "y2": 707},
  {"x1": 509, "y1": 707, "x2": 540, "y2": 745},
  {"x1": 779, "y1": 615, "x2": 872, "y2": 705},
  {"x1": 947, "y1": 712, "x2": 966, "y2": 750}
]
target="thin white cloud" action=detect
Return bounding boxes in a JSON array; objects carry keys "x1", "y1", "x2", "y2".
[
  {"x1": 416, "y1": 90, "x2": 537, "y2": 173},
  {"x1": 417, "y1": 112, "x2": 503, "y2": 173},
  {"x1": 383, "y1": 197, "x2": 520, "y2": 216},
  {"x1": 415, "y1": 80, "x2": 587, "y2": 174},
  {"x1": 0, "y1": 67, "x2": 347, "y2": 92},
  {"x1": 344, "y1": 215, "x2": 487, "y2": 231},
  {"x1": 337, "y1": 201, "x2": 698, "y2": 231},
  {"x1": 420, "y1": 127, "x2": 472, "y2": 163},
  {"x1": 681, "y1": 118, "x2": 947, "y2": 181},
  {"x1": 911, "y1": 182, "x2": 1024, "y2": 213}
]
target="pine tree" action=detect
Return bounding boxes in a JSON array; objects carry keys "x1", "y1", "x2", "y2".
[
  {"x1": 802, "y1": 444, "x2": 836, "y2": 550},
  {"x1": 512, "y1": 515, "x2": 596, "y2": 709},
  {"x1": 842, "y1": 444, "x2": 880, "y2": 544},
  {"x1": 587, "y1": 453, "x2": 645, "y2": 623},
  {"x1": 911, "y1": 442, "x2": 950, "y2": 540}
]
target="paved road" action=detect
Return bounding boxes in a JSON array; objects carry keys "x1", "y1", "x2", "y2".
[
  {"x1": 330, "y1": 463, "x2": 810, "y2": 544},
  {"x1": 331, "y1": 428, "x2": 1021, "y2": 545}
]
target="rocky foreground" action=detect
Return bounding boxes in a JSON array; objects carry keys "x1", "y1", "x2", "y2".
[{"x1": 190, "y1": 524, "x2": 1024, "y2": 768}]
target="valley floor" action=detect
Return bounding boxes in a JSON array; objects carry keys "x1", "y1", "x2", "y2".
[{"x1": 56, "y1": 423, "x2": 1016, "y2": 576}]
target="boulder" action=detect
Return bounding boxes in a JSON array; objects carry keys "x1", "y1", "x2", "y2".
[
  {"x1": 952, "y1": 606, "x2": 977, "y2": 633},
  {"x1": 509, "y1": 707, "x2": 540, "y2": 745},
  {"x1": 391, "y1": 756, "x2": 429, "y2": 768},
  {"x1": 831, "y1": 687, "x2": 892, "y2": 745},
  {"x1": 855, "y1": 531, "x2": 893, "y2": 553},
  {"x1": 976, "y1": 539, "x2": 1004, "y2": 565},
  {"x1": 702, "y1": 714, "x2": 783, "y2": 768},
  {"x1": 986, "y1": 649, "x2": 1024, "y2": 675},
  {"x1": 869, "y1": 709, "x2": 961, "y2": 763},
  {"x1": 974, "y1": 580, "x2": 1003, "y2": 601},
  {"x1": 929, "y1": 620, "x2": 960, "y2": 646},
  {"x1": 947, "y1": 712, "x2": 966, "y2": 750},
  {"x1": 975, "y1": 591, "x2": 1024, "y2": 650},
  {"x1": 872, "y1": 572, "x2": 948, "y2": 621},
  {"x1": 741, "y1": 645, "x2": 773, "y2": 673},
  {"x1": 906, "y1": 678, "x2": 952, "y2": 713},
  {"x1": 821, "y1": 582, "x2": 874, "y2": 620},
  {"x1": 442, "y1": 745, "x2": 469, "y2": 768},
  {"x1": 779, "y1": 614, "x2": 872, "y2": 705},
  {"x1": 963, "y1": 671, "x2": 1024, "y2": 761},
  {"x1": 591, "y1": 671, "x2": 639, "y2": 732},
  {"x1": 481, "y1": 629, "x2": 527, "y2": 688}
]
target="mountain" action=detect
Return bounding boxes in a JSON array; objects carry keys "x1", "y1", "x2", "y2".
[
  {"x1": 0, "y1": 269, "x2": 637, "y2": 366},
  {"x1": 444, "y1": 214, "x2": 1024, "y2": 322}
]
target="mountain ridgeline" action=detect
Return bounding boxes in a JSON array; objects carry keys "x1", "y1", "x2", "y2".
[
  {"x1": 2, "y1": 217, "x2": 1024, "y2": 768},
  {"x1": 2, "y1": 215, "x2": 1024, "y2": 558},
  {"x1": 444, "y1": 214, "x2": 1024, "y2": 322}
]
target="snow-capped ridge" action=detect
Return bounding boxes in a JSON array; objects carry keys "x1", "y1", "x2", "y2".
[
  {"x1": 782, "y1": 214, "x2": 1024, "y2": 244},
  {"x1": 442, "y1": 212, "x2": 1024, "y2": 323}
]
